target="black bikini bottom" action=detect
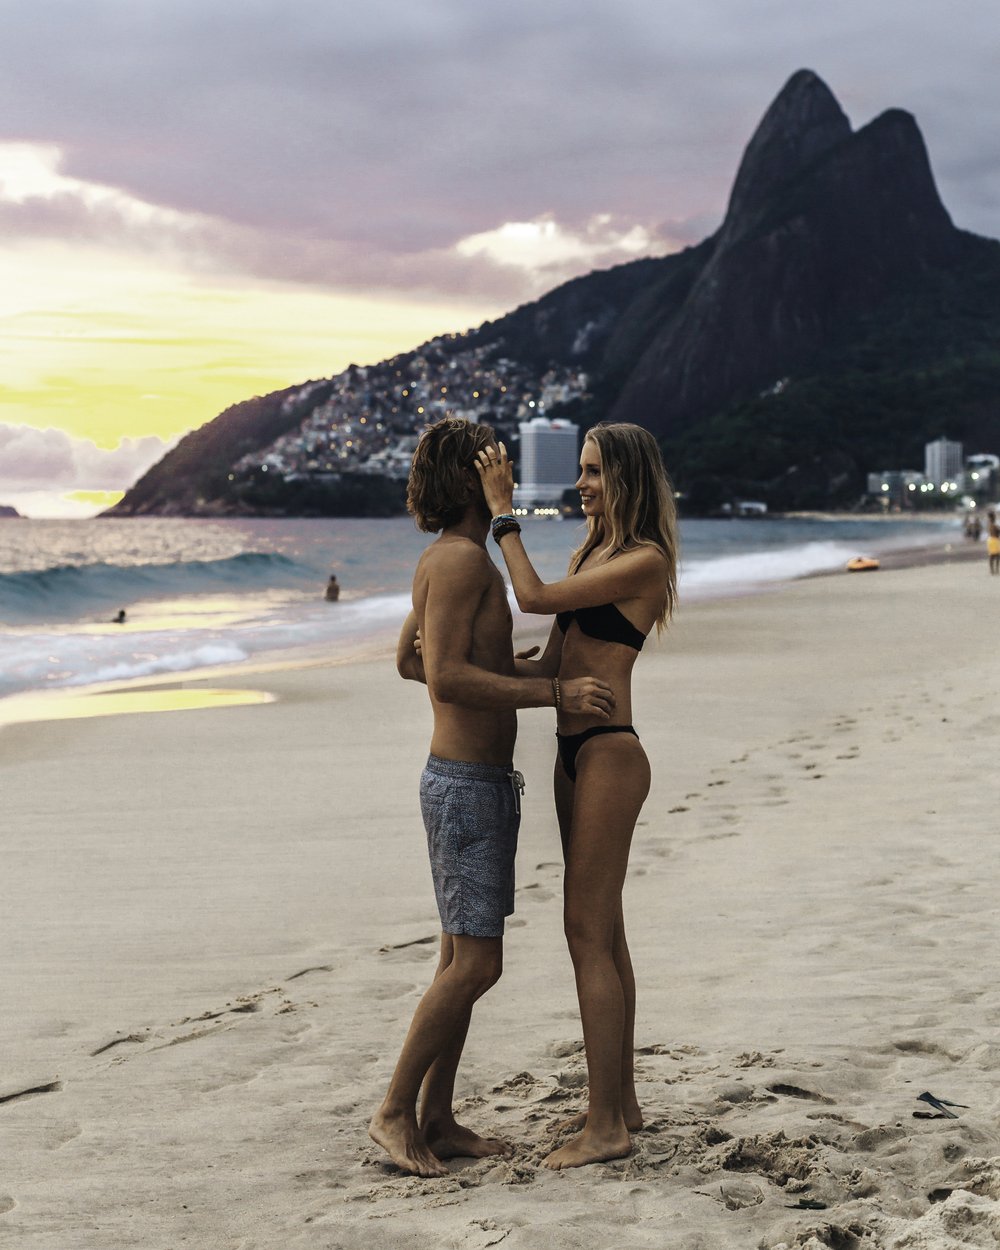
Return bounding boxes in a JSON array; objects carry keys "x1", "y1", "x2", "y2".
[{"x1": 556, "y1": 725, "x2": 639, "y2": 783}]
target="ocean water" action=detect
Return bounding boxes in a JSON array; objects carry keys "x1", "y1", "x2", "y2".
[{"x1": 0, "y1": 514, "x2": 961, "y2": 699}]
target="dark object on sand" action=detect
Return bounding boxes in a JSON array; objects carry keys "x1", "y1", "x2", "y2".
[
  {"x1": 913, "y1": 1090, "x2": 969, "y2": 1119},
  {"x1": 113, "y1": 609, "x2": 127, "y2": 624},
  {"x1": 324, "y1": 574, "x2": 340, "y2": 602}
]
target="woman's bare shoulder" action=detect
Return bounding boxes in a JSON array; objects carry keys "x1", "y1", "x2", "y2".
[{"x1": 609, "y1": 544, "x2": 670, "y2": 575}]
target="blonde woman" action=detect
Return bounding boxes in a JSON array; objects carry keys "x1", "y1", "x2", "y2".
[{"x1": 477, "y1": 422, "x2": 678, "y2": 1169}]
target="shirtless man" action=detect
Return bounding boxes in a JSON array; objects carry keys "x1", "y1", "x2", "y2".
[{"x1": 369, "y1": 417, "x2": 615, "y2": 1177}]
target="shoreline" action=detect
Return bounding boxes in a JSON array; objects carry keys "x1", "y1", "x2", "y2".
[{"x1": 1, "y1": 530, "x2": 989, "y2": 726}]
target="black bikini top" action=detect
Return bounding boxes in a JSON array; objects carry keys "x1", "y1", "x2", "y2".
[{"x1": 556, "y1": 602, "x2": 646, "y2": 651}]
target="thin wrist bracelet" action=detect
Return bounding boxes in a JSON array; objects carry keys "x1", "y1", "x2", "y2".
[
  {"x1": 551, "y1": 676, "x2": 561, "y2": 710},
  {"x1": 491, "y1": 512, "x2": 517, "y2": 523}
]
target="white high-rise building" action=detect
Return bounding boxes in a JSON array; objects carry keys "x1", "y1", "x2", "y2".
[
  {"x1": 924, "y1": 437, "x2": 963, "y2": 486},
  {"x1": 513, "y1": 417, "x2": 579, "y2": 509}
]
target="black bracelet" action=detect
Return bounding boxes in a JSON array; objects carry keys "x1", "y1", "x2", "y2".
[{"x1": 491, "y1": 520, "x2": 521, "y2": 543}]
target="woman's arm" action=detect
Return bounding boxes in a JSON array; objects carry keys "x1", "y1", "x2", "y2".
[{"x1": 476, "y1": 446, "x2": 664, "y2": 614}]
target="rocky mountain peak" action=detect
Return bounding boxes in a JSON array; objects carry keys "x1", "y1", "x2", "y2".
[{"x1": 723, "y1": 69, "x2": 852, "y2": 234}]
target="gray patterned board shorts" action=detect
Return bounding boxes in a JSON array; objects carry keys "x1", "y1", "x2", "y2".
[{"x1": 420, "y1": 755, "x2": 524, "y2": 939}]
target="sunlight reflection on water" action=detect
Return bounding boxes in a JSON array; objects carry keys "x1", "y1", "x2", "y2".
[{"x1": 0, "y1": 686, "x2": 275, "y2": 728}]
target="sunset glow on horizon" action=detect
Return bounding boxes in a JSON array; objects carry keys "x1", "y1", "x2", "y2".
[
  {"x1": 2, "y1": 5, "x2": 997, "y2": 517},
  {"x1": 2, "y1": 234, "x2": 500, "y2": 453}
]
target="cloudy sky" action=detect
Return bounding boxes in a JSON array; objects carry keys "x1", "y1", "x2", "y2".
[{"x1": 1, "y1": 0, "x2": 997, "y2": 515}]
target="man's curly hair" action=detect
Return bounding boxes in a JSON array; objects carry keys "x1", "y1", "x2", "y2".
[{"x1": 407, "y1": 417, "x2": 497, "y2": 533}]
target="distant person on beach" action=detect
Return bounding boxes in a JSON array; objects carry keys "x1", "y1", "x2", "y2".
[
  {"x1": 112, "y1": 609, "x2": 126, "y2": 624},
  {"x1": 324, "y1": 573, "x2": 341, "y2": 601},
  {"x1": 477, "y1": 423, "x2": 678, "y2": 1169},
  {"x1": 987, "y1": 510, "x2": 1000, "y2": 575},
  {"x1": 369, "y1": 417, "x2": 614, "y2": 1178}
]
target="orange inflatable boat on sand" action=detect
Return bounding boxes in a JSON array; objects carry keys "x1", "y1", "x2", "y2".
[{"x1": 846, "y1": 556, "x2": 880, "y2": 572}]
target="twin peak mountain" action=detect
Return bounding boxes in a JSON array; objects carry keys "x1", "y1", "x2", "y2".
[{"x1": 112, "y1": 70, "x2": 1000, "y2": 516}]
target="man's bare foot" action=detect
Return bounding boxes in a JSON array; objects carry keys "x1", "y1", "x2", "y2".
[
  {"x1": 423, "y1": 1119, "x2": 513, "y2": 1160},
  {"x1": 548, "y1": 1105, "x2": 644, "y2": 1135},
  {"x1": 369, "y1": 1108, "x2": 449, "y2": 1177},
  {"x1": 542, "y1": 1126, "x2": 632, "y2": 1170}
]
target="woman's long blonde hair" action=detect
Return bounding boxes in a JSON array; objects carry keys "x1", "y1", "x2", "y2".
[{"x1": 569, "y1": 422, "x2": 679, "y2": 628}]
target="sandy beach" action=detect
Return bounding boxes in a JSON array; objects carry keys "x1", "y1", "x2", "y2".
[{"x1": 3, "y1": 558, "x2": 1000, "y2": 1249}]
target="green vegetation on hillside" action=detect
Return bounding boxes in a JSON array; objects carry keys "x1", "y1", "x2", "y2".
[{"x1": 664, "y1": 248, "x2": 1000, "y2": 510}]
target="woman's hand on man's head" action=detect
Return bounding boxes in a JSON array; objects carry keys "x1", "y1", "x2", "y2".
[{"x1": 474, "y1": 442, "x2": 515, "y2": 515}]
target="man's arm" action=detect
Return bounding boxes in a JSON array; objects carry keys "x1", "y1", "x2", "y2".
[
  {"x1": 396, "y1": 610, "x2": 425, "y2": 683},
  {"x1": 423, "y1": 544, "x2": 614, "y2": 716}
]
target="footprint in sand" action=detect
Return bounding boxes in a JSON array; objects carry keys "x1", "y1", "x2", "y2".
[
  {"x1": 173, "y1": 992, "x2": 282, "y2": 1027},
  {"x1": 520, "y1": 884, "x2": 555, "y2": 902},
  {"x1": 733, "y1": 1051, "x2": 778, "y2": 1069},
  {"x1": 457, "y1": 1219, "x2": 513, "y2": 1249},
  {"x1": 0, "y1": 1197, "x2": 16, "y2": 1216},
  {"x1": 547, "y1": 1039, "x2": 585, "y2": 1058},
  {"x1": 713, "y1": 1130, "x2": 822, "y2": 1185},
  {"x1": 47, "y1": 1124, "x2": 84, "y2": 1150},
  {"x1": 714, "y1": 1179, "x2": 764, "y2": 1209},
  {"x1": 90, "y1": 1033, "x2": 148, "y2": 1057},
  {"x1": 0, "y1": 1081, "x2": 62, "y2": 1106},
  {"x1": 886, "y1": 1037, "x2": 960, "y2": 1060},
  {"x1": 490, "y1": 1071, "x2": 542, "y2": 1096},
  {"x1": 380, "y1": 935, "x2": 437, "y2": 953},
  {"x1": 766, "y1": 1082, "x2": 835, "y2": 1105},
  {"x1": 151, "y1": 1024, "x2": 230, "y2": 1050},
  {"x1": 379, "y1": 942, "x2": 437, "y2": 963}
]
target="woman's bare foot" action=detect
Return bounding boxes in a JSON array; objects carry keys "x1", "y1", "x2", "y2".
[
  {"x1": 548, "y1": 1104, "x2": 644, "y2": 1135},
  {"x1": 542, "y1": 1126, "x2": 632, "y2": 1169},
  {"x1": 422, "y1": 1119, "x2": 512, "y2": 1160},
  {"x1": 369, "y1": 1107, "x2": 449, "y2": 1177}
]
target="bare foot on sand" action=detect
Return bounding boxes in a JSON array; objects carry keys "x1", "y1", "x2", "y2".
[
  {"x1": 548, "y1": 1104, "x2": 644, "y2": 1135},
  {"x1": 423, "y1": 1119, "x2": 513, "y2": 1160},
  {"x1": 369, "y1": 1108, "x2": 449, "y2": 1177},
  {"x1": 542, "y1": 1126, "x2": 632, "y2": 1170}
]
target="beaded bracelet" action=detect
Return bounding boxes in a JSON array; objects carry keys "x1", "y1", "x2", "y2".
[
  {"x1": 551, "y1": 677, "x2": 561, "y2": 710},
  {"x1": 491, "y1": 519, "x2": 521, "y2": 543}
]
